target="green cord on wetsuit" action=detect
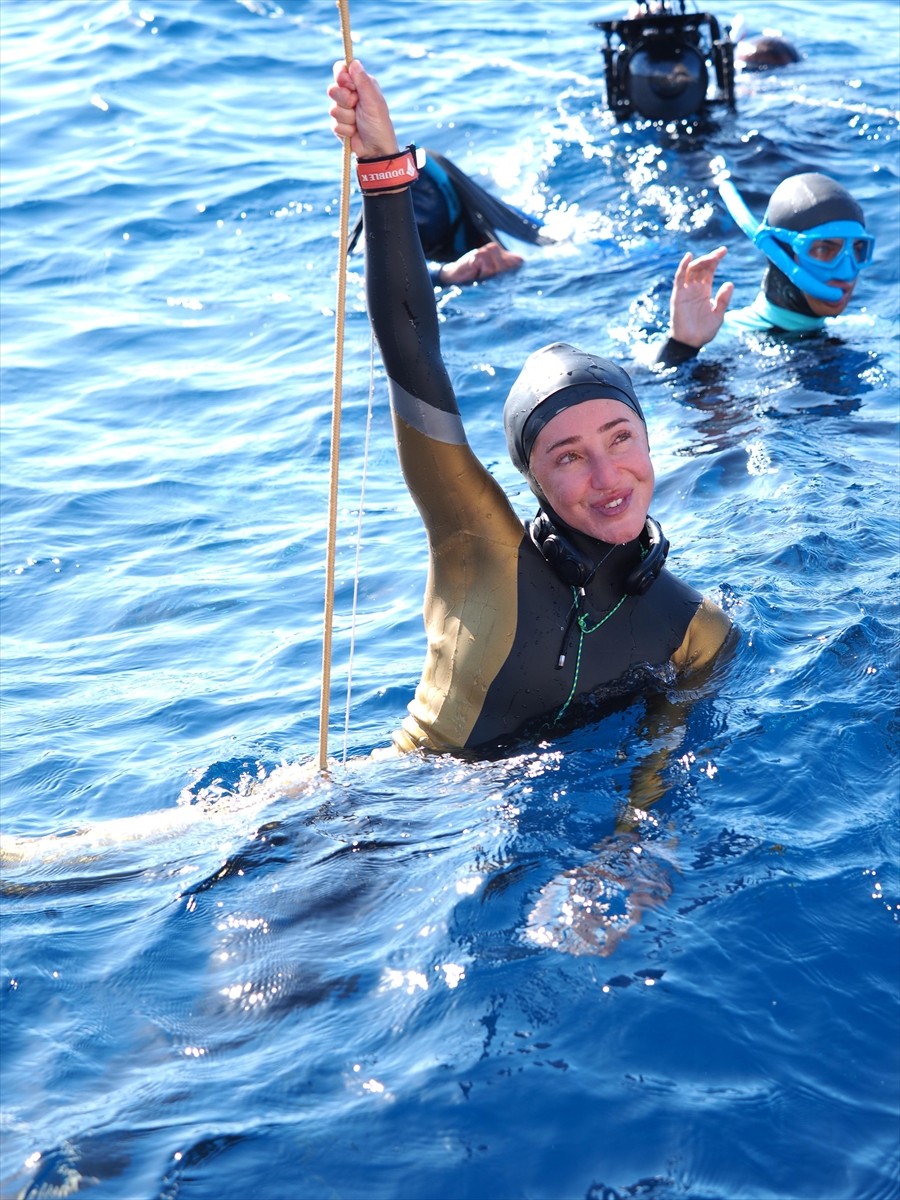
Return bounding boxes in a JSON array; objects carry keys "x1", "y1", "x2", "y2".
[{"x1": 556, "y1": 588, "x2": 629, "y2": 722}]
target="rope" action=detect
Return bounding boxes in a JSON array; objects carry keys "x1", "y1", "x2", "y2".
[{"x1": 318, "y1": 0, "x2": 354, "y2": 773}]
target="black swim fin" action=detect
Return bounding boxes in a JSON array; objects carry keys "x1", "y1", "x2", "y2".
[
  {"x1": 428, "y1": 150, "x2": 554, "y2": 247},
  {"x1": 348, "y1": 211, "x2": 364, "y2": 255}
]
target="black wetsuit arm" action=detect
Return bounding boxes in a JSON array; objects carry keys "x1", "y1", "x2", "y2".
[
  {"x1": 655, "y1": 336, "x2": 701, "y2": 367},
  {"x1": 363, "y1": 189, "x2": 458, "y2": 415}
]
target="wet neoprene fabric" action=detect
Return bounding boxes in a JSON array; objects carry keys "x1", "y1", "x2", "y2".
[{"x1": 362, "y1": 188, "x2": 704, "y2": 753}]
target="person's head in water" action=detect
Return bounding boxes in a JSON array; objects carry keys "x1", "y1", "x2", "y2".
[
  {"x1": 736, "y1": 34, "x2": 800, "y2": 71},
  {"x1": 761, "y1": 172, "x2": 870, "y2": 320},
  {"x1": 504, "y1": 343, "x2": 653, "y2": 546}
]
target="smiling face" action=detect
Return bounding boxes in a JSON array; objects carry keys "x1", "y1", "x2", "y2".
[{"x1": 529, "y1": 398, "x2": 655, "y2": 545}]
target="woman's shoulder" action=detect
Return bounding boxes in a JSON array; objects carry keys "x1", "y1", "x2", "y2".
[{"x1": 671, "y1": 596, "x2": 734, "y2": 674}]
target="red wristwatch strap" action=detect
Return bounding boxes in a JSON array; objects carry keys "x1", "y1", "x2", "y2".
[{"x1": 356, "y1": 145, "x2": 419, "y2": 193}]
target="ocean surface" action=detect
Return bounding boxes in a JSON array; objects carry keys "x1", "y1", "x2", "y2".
[{"x1": 1, "y1": 1, "x2": 898, "y2": 1197}]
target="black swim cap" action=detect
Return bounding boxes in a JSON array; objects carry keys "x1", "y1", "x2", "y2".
[
  {"x1": 762, "y1": 173, "x2": 865, "y2": 314},
  {"x1": 764, "y1": 172, "x2": 865, "y2": 232},
  {"x1": 504, "y1": 342, "x2": 644, "y2": 476}
]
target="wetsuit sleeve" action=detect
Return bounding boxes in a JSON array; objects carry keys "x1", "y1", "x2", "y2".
[
  {"x1": 363, "y1": 189, "x2": 455, "y2": 413},
  {"x1": 671, "y1": 596, "x2": 732, "y2": 672},
  {"x1": 655, "y1": 336, "x2": 701, "y2": 366},
  {"x1": 362, "y1": 188, "x2": 526, "y2": 753},
  {"x1": 362, "y1": 189, "x2": 519, "y2": 545}
]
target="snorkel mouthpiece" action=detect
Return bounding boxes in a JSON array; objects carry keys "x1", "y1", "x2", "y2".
[{"x1": 717, "y1": 172, "x2": 873, "y2": 303}]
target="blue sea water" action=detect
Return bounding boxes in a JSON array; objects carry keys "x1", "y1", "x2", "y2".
[{"x1": 1, "y1": 1, "x2": 898, "y2": 1197}]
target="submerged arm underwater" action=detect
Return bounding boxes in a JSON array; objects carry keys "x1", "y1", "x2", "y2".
[{"x1": 525, "y1": 641, "x2": 737, "y2": 957}]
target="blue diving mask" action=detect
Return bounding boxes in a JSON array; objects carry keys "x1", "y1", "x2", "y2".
[{"x1": 716, "y1": 176, "x2": 875, "y2": 303}]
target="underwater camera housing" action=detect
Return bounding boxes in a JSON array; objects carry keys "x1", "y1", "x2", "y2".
[{"x1": 593, "y1": 0, "x2": 736, "y2": 122}]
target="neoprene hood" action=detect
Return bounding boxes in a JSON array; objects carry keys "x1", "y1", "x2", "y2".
[{"x1": 504, "y1": 342, "x2": 644, "y2": 476}]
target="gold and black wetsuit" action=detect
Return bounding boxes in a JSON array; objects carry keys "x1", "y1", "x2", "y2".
[{"x1": 363, "y1": 189, "x2": 726, "y2": 754}]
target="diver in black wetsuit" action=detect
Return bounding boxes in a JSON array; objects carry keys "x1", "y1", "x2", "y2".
[
  {"x1": 411, "y1": 149, "x2": 530, "y2": 286},
  {"x1": 656, "y1": 173, "x2": 874, "y2": 366},
  {"x1": 329, "y1": 58, "x2": 733, "y2": 756},
  {"x1": 348, "y1": 144, "x2": 550, "y2": 287}
]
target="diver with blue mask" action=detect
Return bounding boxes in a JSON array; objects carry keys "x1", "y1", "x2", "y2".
[{"x1": 655, "y1": 172, "x2": 874, "y2": 366}]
